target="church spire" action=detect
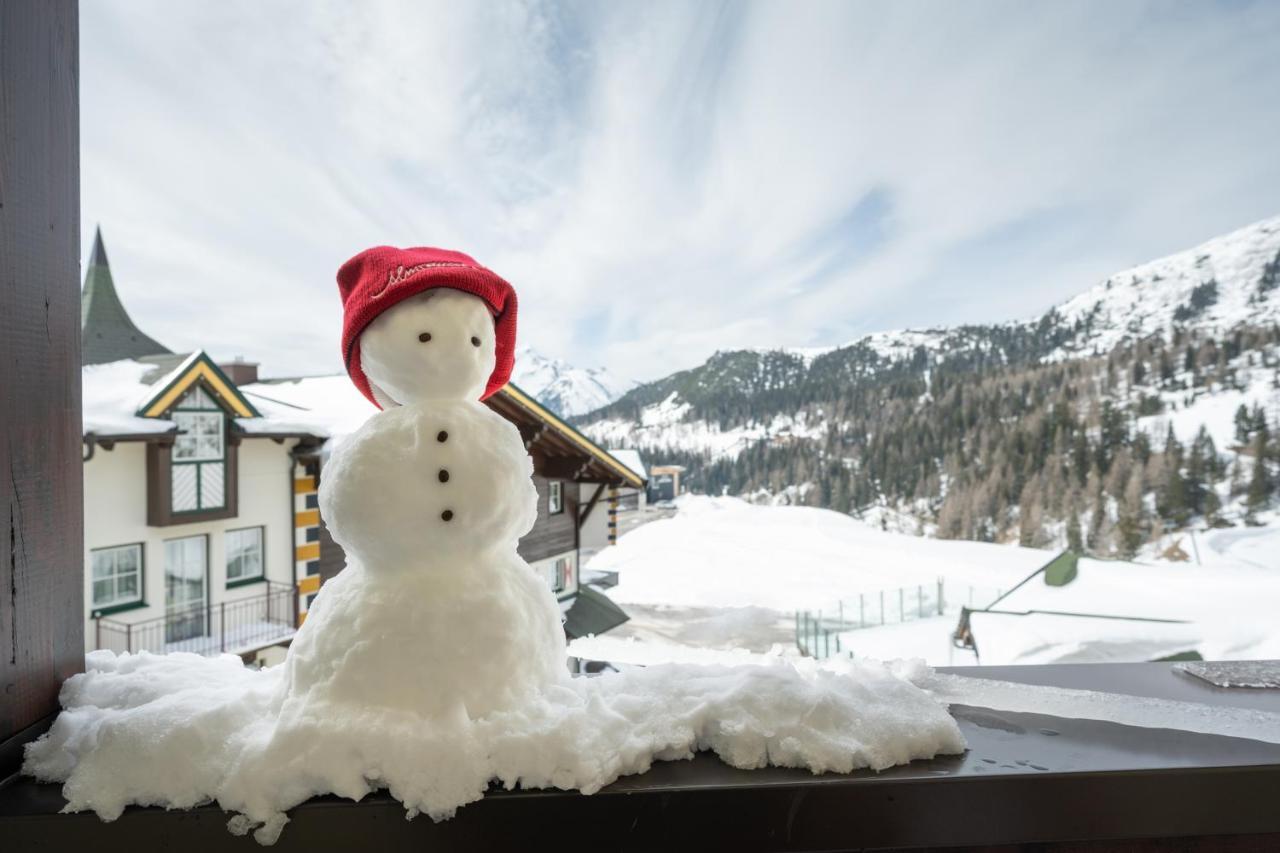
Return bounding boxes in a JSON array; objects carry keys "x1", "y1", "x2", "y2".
[{"x1": 80, "y1": 226, "x2": 172, "y2": 365}]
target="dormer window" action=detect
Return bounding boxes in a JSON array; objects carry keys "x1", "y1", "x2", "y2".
[
  {"x1": 171, "y1": 386, "x2": 226, "y2": 512},
  {"x1": 146, "y1": 379, "x2": 240, "y2": 526}
]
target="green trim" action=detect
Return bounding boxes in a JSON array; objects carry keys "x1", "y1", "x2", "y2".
[
  {"x1": 226, "y1": 576, "x2": 266, "y2": 590},
  {"x1": 137, "y1": 351, "x2": 261, "y2": 419},
  {"x1": 91, "y1": 599, "x2": 148, "y2": 618}
]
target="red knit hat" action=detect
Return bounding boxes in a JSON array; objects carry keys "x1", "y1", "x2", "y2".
[{"x1": 337, "y1": 246, "x2": 517, "y2": 406}]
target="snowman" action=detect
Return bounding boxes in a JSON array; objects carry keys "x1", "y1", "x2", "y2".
[{"x1": 277, "y1": 247, "x2": 570, "y2": 719}]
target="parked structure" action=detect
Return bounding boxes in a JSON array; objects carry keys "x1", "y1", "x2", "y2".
[
  {"x1": 648, "y1": 464, "x2": 686, "y2": 502},
  {"x1": 79, "y1": 230, "x2": 642, "y2": 664}
]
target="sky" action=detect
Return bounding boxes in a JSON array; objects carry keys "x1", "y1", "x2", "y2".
[{"x1": 81, "y1": 0, "x2": 1280, "y2": 382}]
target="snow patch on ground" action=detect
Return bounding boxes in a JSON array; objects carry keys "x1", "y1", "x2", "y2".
[
  {"x1": 591, "y1": 495, "x2": 1043, "y2": 612},
  {"x1": 582, "y1": 495, "x2": 1280, "y2": 670}
]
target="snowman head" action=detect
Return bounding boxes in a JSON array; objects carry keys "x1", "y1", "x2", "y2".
[
  {"x1": 359, "y1": 289, "x2": 497, "y2": 406},
  {"x1": 338, "y1": 245, "x2": 518, "y2": 407}
]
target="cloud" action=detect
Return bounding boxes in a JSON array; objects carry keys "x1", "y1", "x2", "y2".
[{"x1": 81, "y1": 0, "x2": 1280, "y2": 381}]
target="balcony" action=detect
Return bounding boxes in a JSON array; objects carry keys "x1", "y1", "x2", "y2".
[
  {"x1": 2, "y1": 661, "x2": 1278, "y2": 851},
  {"x1": 92, "y1": 582, "x2": 297, "y2": 657}
]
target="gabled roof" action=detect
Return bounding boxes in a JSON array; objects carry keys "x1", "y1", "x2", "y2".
[
  {"x1": 136, "y1": 351, "x2": 260, "y2": 418},
  {"x1": 81, "y1": 227, "x2": 172, "y2": 365},
  {"x1": 488, "y1": 384, "x2": 647, "y2": 488}
]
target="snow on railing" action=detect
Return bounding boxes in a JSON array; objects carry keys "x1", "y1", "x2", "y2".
[
  {"x1": 795, "y1": 578, "x2": 1005, "y2": 659},
  {"x1": 94, "y1": 581, "x2": 297, "y2": 657}
]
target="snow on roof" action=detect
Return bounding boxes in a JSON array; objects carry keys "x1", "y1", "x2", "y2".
[
  {"x1": 82, "y1": 358, "x2": 377, "y2": 443},
  {"x1": 238, "y1": 375, "x2": 378, "y2": 445},
  {"x1": 82, "y1": 359, "x2": 180, "y2": 436},
  {"x1": 609, "y1": 448, "x2": 647, "y2": 481},
  {"x1": 968, "y1": 527, "x2": 1280, "y2": 665}
]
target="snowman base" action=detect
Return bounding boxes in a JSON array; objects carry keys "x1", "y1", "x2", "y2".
[{"x1": 23, "y1": 649, "x2": 965, "y2": 845}]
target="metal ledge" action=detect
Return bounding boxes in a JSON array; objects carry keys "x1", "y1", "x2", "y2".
[{"x1": 3, "y1": 662, "x2": 1278, "y2": 851}]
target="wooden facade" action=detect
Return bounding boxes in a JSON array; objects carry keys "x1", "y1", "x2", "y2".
[{"x1": 517, "y1": 476, "x2": 579, "y2": 564}]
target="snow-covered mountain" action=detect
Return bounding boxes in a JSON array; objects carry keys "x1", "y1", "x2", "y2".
[
  {"x1": 579, "y1": 214, "x2": 1280, "y2": 457},
  {"x1": 1049, "y1": 215, "x2": 1280, "y2": 358},
  {"x1": 511, "y1": 346, "x2": 634, "y2": 417}
]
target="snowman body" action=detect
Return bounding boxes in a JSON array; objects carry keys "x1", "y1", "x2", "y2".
[{"x1": 279, "y1": 289, "x2": 569, "y2": 718}]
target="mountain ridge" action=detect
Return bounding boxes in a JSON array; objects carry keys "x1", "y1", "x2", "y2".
[
  {"x1": 573, "y1": 214, "x2": 1280, "y2": 555},
  {"x1": 511, "y1": 345, "x2": 634, "y2": 417}
]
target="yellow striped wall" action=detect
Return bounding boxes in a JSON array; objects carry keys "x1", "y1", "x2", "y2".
[{"x1": 294, "y1": 475, "x2": 320, "y2": 624}]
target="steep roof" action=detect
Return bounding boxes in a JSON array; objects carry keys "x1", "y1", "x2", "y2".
[{"x1": 81, "y1": 227, "x2": 172, "y2": 365}]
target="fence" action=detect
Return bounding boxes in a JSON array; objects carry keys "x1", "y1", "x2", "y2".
[
  {"x1": 795, "y1": 578, "x2": 1005, "y2": 659},
  {"x1": 95, "y1": 581, "x2": 297, "y2": 656}
]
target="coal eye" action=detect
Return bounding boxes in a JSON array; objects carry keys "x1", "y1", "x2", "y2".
[
  {"x1": 471, "y1": 336, "x2": 481, "y2": 347},
  {"x1": 418, "y1": 332, "x2": 432, "y2": 342}
]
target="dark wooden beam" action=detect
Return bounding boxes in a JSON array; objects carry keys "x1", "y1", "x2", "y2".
[
  {"x1": 577, "y1": 483, "x2": 606, "y2": 529},
  {"x1": 539, "y1": 455, "x2": 593, "y2": 481},
  {"x1": 0, "y1": 0, "x2": 82, "y2": 774},
  {"x1": 520, "y1": 423, "x2": 548, "y2": 450}
]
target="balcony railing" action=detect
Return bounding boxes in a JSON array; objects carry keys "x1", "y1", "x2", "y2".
[{"x1": 93, "y1": 581, "x2": 297, "y2": 657}]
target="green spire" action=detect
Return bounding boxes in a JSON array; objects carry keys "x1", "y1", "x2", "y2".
[{"x1": 80, "y1": 226, "x2": 172, "y2": 365}]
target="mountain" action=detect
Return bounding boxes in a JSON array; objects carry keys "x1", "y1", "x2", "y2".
[
  {"x1": 511, "y1": 346, "x2": 633, "y2": 417},
  {"x1": 575, "y1": 215, "x2": 1280, "y2": 554}
]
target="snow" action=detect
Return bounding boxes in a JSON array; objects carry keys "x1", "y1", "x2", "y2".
[
  {"x1": 82, "y1": 360, "x2": 180, "y2": 436},
  {"x1": 1050, "y1": 215, "x2": 1280, "y2": 359},
  {"x1": 510, "y1": 345, "x2": 632, "y2": 417},
  {"x1": 584, "y1": 397, "x2": 828, "y2": 461},
  {"x1": 922, "y1": 671, "x2": 1280, "y2": 746},
  {"x1": 609, "y1": 448, "x2": 648, "y2": 481},
  {"x1": 239, "y1": 374, "x2": 378, "y2": 448},
  {"x1": 965, "y1": 539, "x2": 1280, "y2": 665},
  {"x1": 592, "y1": 495, "x2": 1042, "y2": 611},
  {"x1": 1134, "y1": 356, "x2": 1280, "y2": 450},
  {"x1": 81, "y1": 354, "x2": 379, "y2": 446},
  {"x1": 575, "y1": 495, "x2": 1280, "y2": 671},
  {"x1": 24, "y1": 650, "x2": 966, "y2": 844}
]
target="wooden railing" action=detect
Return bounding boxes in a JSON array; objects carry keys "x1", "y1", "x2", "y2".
[{"x1": 94, "y1": 582, "x2": 297, "y2": 656}]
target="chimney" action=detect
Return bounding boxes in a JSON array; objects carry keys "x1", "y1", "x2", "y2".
[{"x1": 220, "y1": 356, "x2": 259, "y2": 386}]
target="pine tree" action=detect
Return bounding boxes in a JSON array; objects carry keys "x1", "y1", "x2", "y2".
[
  {"x1": 1066, "y1": 490, "x2": 1083, "y2": 553},
  {"x1": 1246, "y1": 432, "x2": 1271, "y2": 520},
  {"x1": 1116, "y1": 467, "x2": 1146, "y2": 559}
]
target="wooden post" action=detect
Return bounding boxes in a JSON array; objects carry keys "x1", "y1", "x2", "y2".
[{"x1": 0, "y1": 0, "x2": 82, "y2": 778}]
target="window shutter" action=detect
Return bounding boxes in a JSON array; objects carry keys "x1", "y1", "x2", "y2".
[
  {"x1": 172, "y1": 464, "x2": 198, "y2": 512},
  {"x1": 200, "y1": 462, "x2": 225, "y2": 508}
]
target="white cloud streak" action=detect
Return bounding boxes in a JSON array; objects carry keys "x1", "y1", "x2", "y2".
[{"x1": 81, "y1": 0, "x2": 1280, "y2": 380}]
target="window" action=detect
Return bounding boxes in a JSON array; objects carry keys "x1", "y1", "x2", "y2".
[
  {"x1": 226, "y1": 526, "x2": 264, "y2": 585},
  {"x1": 165, "y1": 535, "x2": 208, "y2": 643},
  {"x1": 548, "y1": 480, "x2": 564, "y2": 514},
  {"x1": 173, "y1": 411, "x2": 223, "y2": 461},
  {"x1": 171, "y1": 385, "x2": 226, "y2": 513},
  {"x1": 549, "y1": 555, "x2": 574, "y2": 594},
  {"x1": 90, "y1": 544, "x2": 143, "y2": 611}
]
